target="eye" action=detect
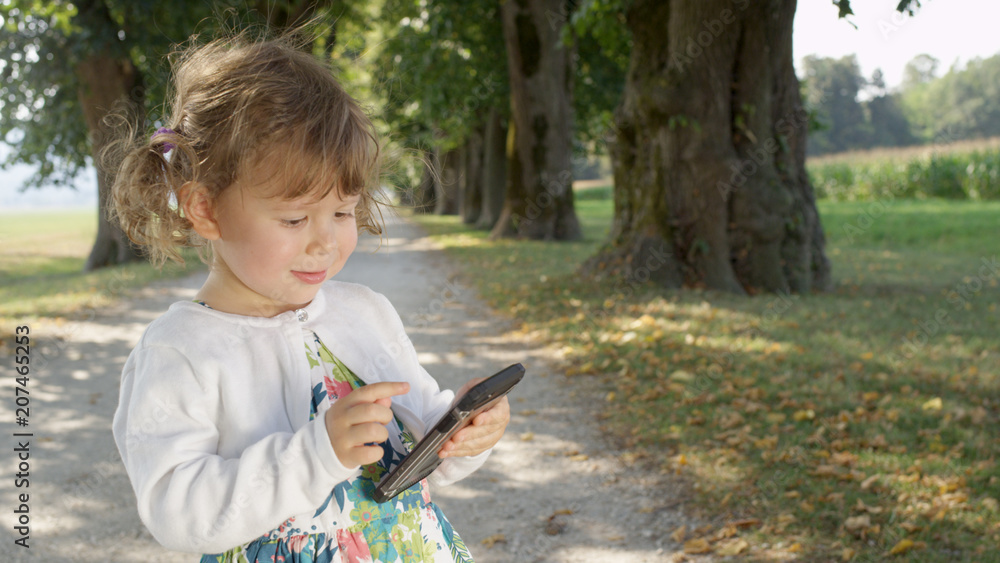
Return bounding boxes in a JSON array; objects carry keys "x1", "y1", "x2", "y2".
[
  {"x1": 334, "y1": 211, "x2": 356, "y2": 219},
  {"x1": 281, "y1": 217, "x2": 306, "y2": 227}
]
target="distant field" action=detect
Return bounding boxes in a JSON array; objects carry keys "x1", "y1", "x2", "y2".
[
  {"x1": 807, "y1": 137, "x2": 1000, "y2": 201},
  {"x1": 808, "y1": 136, "x2": 1000, "y2": 166},
  {"x1": 0, "y1": 209, "x2": 200, "y2": 341}
]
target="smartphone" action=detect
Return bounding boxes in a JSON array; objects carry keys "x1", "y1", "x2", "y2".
[{"x1": 372, "y1": 363, "x2": 525, "y2": 503}]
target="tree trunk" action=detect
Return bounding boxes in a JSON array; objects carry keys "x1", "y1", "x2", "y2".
[
  {"x1": 476, "y1": 107, "x2": 508, "y2": 230},
  {"x1": 585, "y1": 0, "x2": 831, "y2": 294},
  {"x1": 402, "y1": 156, "x2": 437, "y2": 213},
  {"x1": 78, "y1": 51, "x2": 145, "y2": 271},
  {"x1": 435, "y1": 147, "x2": 461, "y2": 215},
  {"x1": 460, "y1": 126, "x2": 484, "y2": 225},
  {"x1": 493, "y1": 0, "x2": 581, "y2": 240}
]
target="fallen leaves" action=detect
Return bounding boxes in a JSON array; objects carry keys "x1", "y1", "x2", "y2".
[
  {"x1": 714, "y1": 538, "x2": 749, "y2": 556},
  {"x1": 843, "y1": 514, "x2": 872, "y2": 537},
  {"x1": 672, "y1": 520, "x2": 760, "y2": 557},
  {"x1": 682, "y1": 538, "x2": 711, "y2": 554}
]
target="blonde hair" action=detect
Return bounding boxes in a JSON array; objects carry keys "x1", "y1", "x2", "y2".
[{"x1": 110, "y1": 31, "x2": 384, "y2": 266}]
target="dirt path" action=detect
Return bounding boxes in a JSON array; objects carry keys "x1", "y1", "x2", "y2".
[{"x1": 1, "y1": 215, "x2": 705, "y2": 562}]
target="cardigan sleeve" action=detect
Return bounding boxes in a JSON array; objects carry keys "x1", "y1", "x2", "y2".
[{"x1": 112, "y1": 343, "x2": 357, "y2": 554}]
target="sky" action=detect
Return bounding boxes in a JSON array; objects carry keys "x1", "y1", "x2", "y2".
[
  {"x1": 793, "y1": 0, "x2": 1000, "y2": 89},
  {"x1": 2, "y1": 0, "x2": 999, "y2": 211}
]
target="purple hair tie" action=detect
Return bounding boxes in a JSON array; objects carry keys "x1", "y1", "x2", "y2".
[{"x1": 152, "y1": 127, "x2": 176, "y2": 153}]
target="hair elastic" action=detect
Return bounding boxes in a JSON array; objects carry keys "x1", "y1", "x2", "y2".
[{"x1": 152, "y1": 127, "x2": 177, "y2": 153}]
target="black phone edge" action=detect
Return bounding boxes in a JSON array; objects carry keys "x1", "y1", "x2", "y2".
[{"x1": 371, "y1": 363, "x2": 525, "y2": 503}]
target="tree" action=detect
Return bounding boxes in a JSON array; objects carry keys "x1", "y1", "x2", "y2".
[
  {"x1": 1, "y1": 1, "x2": 173, "y2": 269},
  {"x1": 372, "y1": 0, "x2": 623, "y2": 234},
  {"x1": 573, "y1": 0, "x2": 919, "y2": 294},
  {"x1": 574, "y1": 0, "x2": 826, "y2": 293},
  {"x1": 901, "y1": 53, "x2": 939, "y2": 89},
  {"x1": 492, "y1": 0, "x2": 581, "y2": 240},
  {"x1": 801, "y1": 55, "x2": 869, "y2": 155},
  {"x1": 901, "y1": 53, "x2": 1000, "y2": 144},
  {"x1": 372, "y1": 0, "x2": 510, "y2": 227},
  {"x1": 865, "y1": 70, "x2": 914, "y2": 148}
]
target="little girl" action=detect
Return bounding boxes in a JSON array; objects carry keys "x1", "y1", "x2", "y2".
[{"x1": 110, "y1": 34, "x2": 510, "y2": 562}]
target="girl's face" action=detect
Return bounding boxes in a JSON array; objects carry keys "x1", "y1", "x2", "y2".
[{"x1": 206, "y1": 167, "x2": 360, "y2": 318}]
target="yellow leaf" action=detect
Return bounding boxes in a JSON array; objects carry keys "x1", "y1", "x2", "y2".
[
  {"x1": 842, "y1": 547, "x2": 856, "y2": 560},
  {"x1": 812, "y1": 464, "x2": 842, "y2": 477},
  {"x1": 844, "y1": 514, "x2": 871, "y2": 535},
  {"x1": 605, "y1": 391, "x2": 616, "y2": 402},
  {"x1": 481, "y1": 534, "x2": 506, "y2": 547},
  {"x1": 719, "y1": 411, "x2": 745, "y2": 429},
  {"x1": 715, "y1": 538, "x2": 749, "y2": 556},
  {"x1": 520, "y1": 432, "x2": 535, "y2": 441},
  {"x1": 793, "y1": 409, "x2": 815, "y2": 422},
  {"x1": 889, "y1": 539, "x2": 915, "y2": 555},
  {"x1": 671, "y1": 525, "x2": 687, "y2": 543},
  {"x1": 754, "y1": 435, "x2": 779, "y2": 450},
  {"x1": 860, "y1": 351, "x2": 874, "y2": 360},
  {"x1": 766, "y1": 412, "x2": 787, "y2": 424},
  {"x1": 788, "y1": 542, "x2": 802, "y2": 553},
  {"x1": 922, "y1": 397, "x2": 943, "y2": 411},
  {"x1": 683, "y1": 538, "x2": 711, "y2": 554},
  {"x1": 670, "y1": 369, "x2": 695, "y2": 382}
]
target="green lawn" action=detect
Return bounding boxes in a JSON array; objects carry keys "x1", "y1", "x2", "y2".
[
  {"x1": 412, "y1": 196, "x2": 999, "y2": 562},
  {"x1": 0, "y1": 209, "x2": 202, "y2": 341}
]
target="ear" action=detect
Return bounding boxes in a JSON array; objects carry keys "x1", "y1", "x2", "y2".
[{"x1": 179, "y1": 182, "x2": 222, "y2": 240}]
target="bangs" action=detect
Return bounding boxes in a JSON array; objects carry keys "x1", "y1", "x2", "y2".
[{"x1": 248, "y1": 115, "x2": 380, "y2": 203}]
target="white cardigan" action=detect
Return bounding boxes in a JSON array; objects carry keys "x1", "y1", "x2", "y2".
[{"x1": 112, "y1": 281, "x2": 489, "y2": 554}]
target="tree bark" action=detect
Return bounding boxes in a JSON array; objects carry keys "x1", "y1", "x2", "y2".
[
  {"x1": 435, "y1": 147, "x2": 461, "y2": 215},
  {"x1": 494, "y1": 0, "x2": 581, "y2": 240},
  {"x1": 402, "y1": 155, "x2": 437, "y2": 213},
  {"x1": 584, "y1": 0, "x2": 831, "y2": 294},
  {"x1": 78, "y1": 51, "x2": 145, "y2": 271},
  {"x1": 476, "y1": 107, "x2": 508, "y2": 230},
  {"x1": 460, "y1": 126, "x2": 484, "y2": 225}
]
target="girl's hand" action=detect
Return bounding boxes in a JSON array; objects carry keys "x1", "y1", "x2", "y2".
[
  {"x1": 325, "y1": 381, "x2": 410, "y2": 468},
  {"x1": 438, "y1": 378, "x2": 511, "y2": 458}
]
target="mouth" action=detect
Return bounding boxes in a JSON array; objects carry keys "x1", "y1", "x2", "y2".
[{"x1": 291, "y1": 270, "x2": 328, "y2": 285}]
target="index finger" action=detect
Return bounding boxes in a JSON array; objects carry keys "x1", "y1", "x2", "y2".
[{"x1": 345, "y1": 381, "x2": 410, "y2": 404}]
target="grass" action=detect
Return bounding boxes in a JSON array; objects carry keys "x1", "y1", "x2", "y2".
[
  {"x1": 0, "y1": 209, "x2": 203, "y2": 343},
  {"x1": 411, "y1": 195, "x2": 1000, "y2": 562}
]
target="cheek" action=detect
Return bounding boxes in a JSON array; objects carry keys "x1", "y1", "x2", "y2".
[
  {"x1": 340, "y1": 225, "x2": 359, "y2": 254},
  {"x1": 246, "y1": 230, "x2": 299, "y2": 266}
]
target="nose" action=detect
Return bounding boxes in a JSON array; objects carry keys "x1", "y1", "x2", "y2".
[{"x1": 307, "y1": 219, "x2": 338, "y2": 256}]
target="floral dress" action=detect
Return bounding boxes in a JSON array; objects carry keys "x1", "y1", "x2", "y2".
[{"x1": 195, "y1": 303, "x2": 474, "y2": 563}]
